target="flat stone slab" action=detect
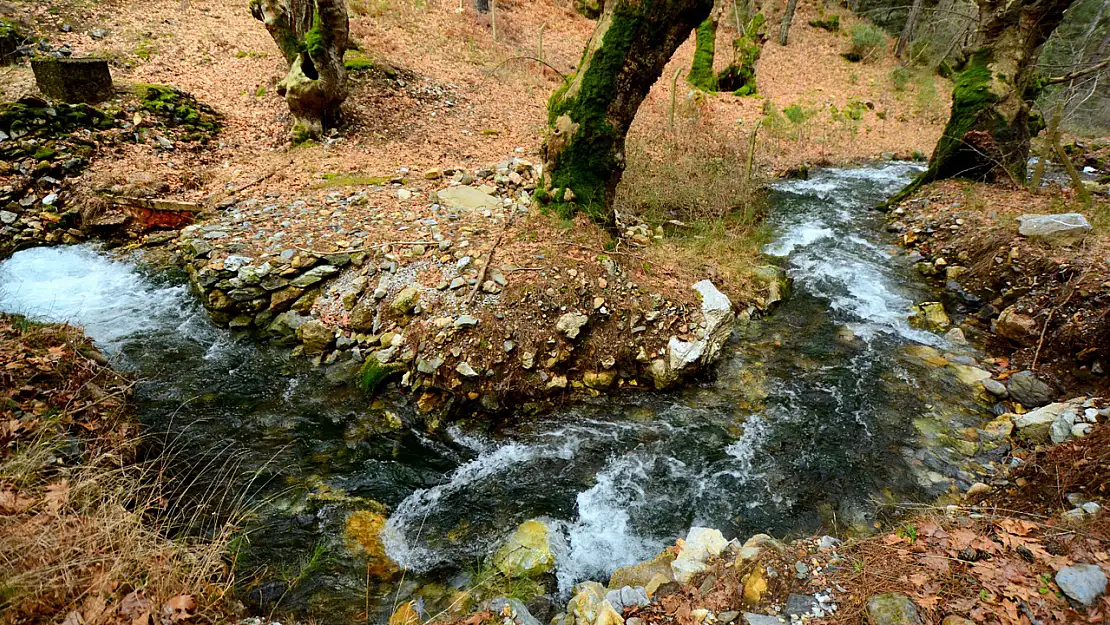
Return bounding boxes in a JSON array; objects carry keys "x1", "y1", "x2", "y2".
[
  {"x1": 437, "y1": 186, "x2": 502, "y2": 212},
  {"x1": 31, "y1": 57, "x2": 114, "y2": 103},
  {"x1": 1017, "y1": 213, "x2": 1091, "y2": 246},
  {"x1": 1057, "y1": 564, "x2": 1107, "y2": 606}
]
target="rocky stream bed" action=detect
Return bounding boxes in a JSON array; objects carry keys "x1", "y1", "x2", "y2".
[{"x1": 2, "y1": 162, "x2": 1106, "y2": 623}]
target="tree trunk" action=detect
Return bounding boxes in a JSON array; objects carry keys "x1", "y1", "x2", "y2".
[
  {"x1": 541, "y1": 0, "x2": 714, "y2": 224},
  {"x1": 251, "y1": 0, "x2": 349, "y2": 142},
  {"x1": 895, "y1": 0, "x2": 1077, "y2": 197},
  {"x1": 1029, "y1": 100, "x2": 1060, "y2": 190},
  {"x1": 716, "y1": 12, "x2": 765, "y2": 94},
  {"x1": 777, "y1": 0, "x2": 797, "y2": 46},
  {"x1": 895, "y1": 0, "x2": 923, "y2": 59},
  {"x1": 687, "y1": 0, "x2": 721, "y2": 91}
]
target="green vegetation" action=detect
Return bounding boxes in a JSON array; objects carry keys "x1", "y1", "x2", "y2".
[
  {"x1": 344, "y1": 50, "x2": 374, "y2": 71},
  {"x1": 134, "y1": 84, "x2": 221, "y2": 140},
  {"x1": 717, "y1": 14, "x2": 764, "y2": 95},
  {"x1": 235, "y1": 49, "x2": 267, "y2": 58},
  {"x1": 315, "y1": 171, "x2": 391, "y2": 187},
  {"x1": 134, "y1": 39, "x2": 157, "y2": 60},
  {"x1": 304, "y1": 10, "x2": 325, "y2": 56},
  {"x1": 254, "y1": 85, "x2": 267, "y2": 97},
  {"x1": 849, "y1": 24, "x2": 884, "y2": 62},
  {"x1": 890, "y1": 66, "x2": 911, "y2": 91},
  {"x1": 357, "y1": 359, "x2": 406, "y2": 395},
  {"x1": 808, "y1": 15, "x2": 839, "y2": 32},
  {"x1": 782, "y1": 103, "x2": 812, "y2": 124}
]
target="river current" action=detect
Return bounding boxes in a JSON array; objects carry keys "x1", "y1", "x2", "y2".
[{"x1": 0, "y1": 162, "x2": 992, "y2": 620}]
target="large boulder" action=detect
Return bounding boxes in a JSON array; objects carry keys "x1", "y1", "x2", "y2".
[
  {"x1": 297, "y1": 319, "x2": 335, "y2": 354},
  {"x1": 1007, "y1": 370, "x2": 1054, "y2": 407},
  {"x1": 649, "y1": 281, "x2": 734, "y2": 389},
  {"x1": 493, "y1": 519, "x2": 557, "y2": 578},
  {"x1": 567, "y1": 582, "x2": 607, "y2": 624},
  {"x1": 1017, "y1": 213, "x2": 1091, "y2": 246}
]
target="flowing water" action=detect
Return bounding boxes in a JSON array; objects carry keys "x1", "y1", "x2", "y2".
[{"x1": 0, "y1": 162, "x2": 994, "y2": 620}]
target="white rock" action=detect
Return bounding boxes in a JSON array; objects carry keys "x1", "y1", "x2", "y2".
[
  {"x1": 672, "y1": 527, "x2": 728, "y2": 583},
  {"x1": 1017, "y1": 213, "x2": 1092, "y2": 246}
]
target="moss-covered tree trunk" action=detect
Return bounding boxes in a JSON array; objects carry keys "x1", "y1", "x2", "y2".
[
  {"x1": 897, "y1": 0, "x2": 1076, "y2": 195},
  {"x1": 717, "y1": 11, "x2": 765, "y2": 94},
  {"x1": 251, "y1": 0, "x2": 348, "y2": 142},
  {"x1": 541, "y1": 0, "x2": 714, "y2": 224},
  {"x1": 688, "y1": 0, "x2": 722, "y2": 91}
]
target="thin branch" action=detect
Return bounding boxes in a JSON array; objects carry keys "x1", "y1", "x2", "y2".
[
  {"x1": 1042, "y1": 59, "x2": 1110, "y2": 86},
  {"x1": 486, "y1": 55, "x2": 568, "y2": 80}
]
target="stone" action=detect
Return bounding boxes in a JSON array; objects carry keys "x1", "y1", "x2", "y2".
[
  {"x1": 944, "y1": 327, "x2": 968, "y2": 345},
  {"x1": 864, "y1": 593, "x2": 922, "y2": 625},
  {"x1": 297, "y1": 319, "x2": 334, "y2": 354},
  {"x1": 605, "y1": 586, "x2": 650, "y2": 613},
  {"x1": 609, "y1": 551, "x2": 675, "y2": 589},
  {"x1": 437, "y1": 186, "x2": 502, "y2": 212},
  {"x1": 693, "y1": 280, "x2": 735, "y2": 356},
  {"x1": 290, "y1": 264, "x2": 339, "y2": 288},
  {"x1": 1007, "y1": 370, "x2": 1054, "y2": 407},
  {"x1": 737, "y1": 534, "x2": 785, "y2": 562},
  {"x1": 583, "y1": 370, "x2": 617, "y2": 389},
  {"x1": 784, "y1": 594, "x2": 819, "y2": 618},
  {"x1": 1011, "y1": 402, "x2": 1077, "y2": 442},
  {"x1": 742, "y1": 615, "x2": 785, "y2": 625},
  {"x1": 599, "y1": 603, "x2": 626, "y2": 625},
  {"x1": 941, "y1": 618, "x2": 974, "y2": 625},
  {"x1": 671, "y1": 527, "x2": 729, "y2": 583},
  {"x1": 493, "y1": 519, "x2": 556, "y2": 578},
  {"x1": 994, "y1": 306, "x2": 1039, "y2": 346},
  {"x1": 965, "y1": 482, "x2": 991, "y2": 503},
  {"x1": 718, "y1": 612, "x2": 739, "y2": 624},
  {"x1": 1017, "y1": 213, "x2": 1092, "y2": 246},
  {"x1": 456, "y1": 362, "x2": 479, "y2": 378},
  {"x1": 489, "y1": 598, "x2": 540, "y2": 625},
  {"x1": 567, "y1": 582, "x2": 607, "y2": 625},
  {"x1": 389, "y1": 601, "x2": 420, "y2": 625},
  {"x1": 0, "y1": 210, "x2": 16, "y2": 224},
  {"x1": 31, "y1": 57, "x2": 114, "y2": 103},
  {"x1": 742, "y1": 566, "x2": 767, "y2": 605},
  {"x1": 1051, "y1": 416, "x2": 1073, "y2": 444},
  {"x1": 455, "y1": 315, "x2": 480, "y2": 329},
  {"x1": 948, "y1": 364, "x2": 991, "y2": 387},
  {"x1": 1055, "y1": 564, "x2": 1107, "y2": 606},
  {"x1": 389, "y1": 286, "x2": 420, "y2": 316},
  {"x1": 1082, "y1": 501, "x2": 1101, "y2": 515},
  {"x1": 416, "y1": 356, "x2": 443, "y2": 374},
  {"x1": 981, "y1": 378, "x2": 1008, "y2": 398},
  {"x1": 556, "y1": 312, "x2": 589, "y2": 340},
  {"x1": 909, "y1": 302, "x2": 950, "y2": 331}
]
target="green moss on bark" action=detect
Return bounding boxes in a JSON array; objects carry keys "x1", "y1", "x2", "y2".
[
  {"x1": 716, "y1": 14, "x2": 763, "y2": 95},
  {"x1": 687, "y1": 18, "x2": 718, "y2": 92},
  {"x1": 304, "y1": 10, "x2": 324, "y2": 56},
  {"x1": 545, "y1": 4, "x2": 644, "y2": 222}
]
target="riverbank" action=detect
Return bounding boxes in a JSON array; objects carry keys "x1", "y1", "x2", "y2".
[{"x1": 0, "y1": 313, "x2": 236, "y2": 623}]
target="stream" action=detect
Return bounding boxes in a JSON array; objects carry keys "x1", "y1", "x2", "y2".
[{"x1": 0, "y1": 162, "x2": 997, "y2": 621}]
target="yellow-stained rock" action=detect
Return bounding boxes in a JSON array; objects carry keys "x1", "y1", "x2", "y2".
[
  {"x1": 493, "y1": 519, "x2": 556, "y2": 577},
  {"x1": 345, "y1": 509, "x2": 397, "y2": 578},
  {"x1": 594, "y1": 600, "x2": 624, "y2": 625},
  {"x1": 390, "y1": 601, "x2": 420, "y2": 625},
  {"x1": 644, "y1": 572, "x2": 671, "y2": 597},
  {"x1": 608, "y1": 551, "x2": 676, "y2": 589},
  {"x1": 742, "y1": 566, "x2": 768, "y2": 605}
]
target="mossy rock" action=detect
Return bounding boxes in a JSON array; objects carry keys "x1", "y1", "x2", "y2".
[
  {"x1": 132, "y1": 83, "x2": 221, "y2": 139},
  {"x1": 358, "y1": 359, "x2": 406, "y2": 395}
]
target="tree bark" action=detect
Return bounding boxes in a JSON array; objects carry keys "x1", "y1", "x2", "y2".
[
  {"x1": 541, "y1": 0, "x2": 714, "y2": 224},
  {"x1": 893, "y1": 0, "x2": 1077, "y2": 198},
  {"x1": 251, "y1": 0, "x2": 349, "y2": 142},
  {"x1": 895, "y1": 0, "x2": 923, "y2": 59},
  {"x1": 688, "y1": 0, "x2": 722, "y2": 91},
  {"x1": 777, "y1": 0, "x2": 797, "y2": 46}
]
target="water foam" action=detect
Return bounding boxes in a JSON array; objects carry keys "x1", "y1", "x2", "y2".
[{"x1": 0, "y1": 246, "x2": 204, "y2": 349}]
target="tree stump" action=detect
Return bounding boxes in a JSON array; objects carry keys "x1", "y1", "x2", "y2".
[{"x1": 31, "y1": 58, "x2": 114, "y2": 103}]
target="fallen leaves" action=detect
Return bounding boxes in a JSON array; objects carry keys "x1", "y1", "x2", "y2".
[{"x1": 162, "y1": 594, "x2": 197, "y2": 622}]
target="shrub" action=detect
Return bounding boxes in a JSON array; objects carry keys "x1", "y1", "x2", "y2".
[
  {"x1": 850, "y1": 24, "x2": 885, "y2": 61},
  {"x1": 890, "y1": 66, "x2": 912, "y2": 91},
  {"x1": 808, "y1": 15, "x2": 839, "y2": 32},
  {"x1": 782, "y1": 103, "x2": 811, "y2": 124}
]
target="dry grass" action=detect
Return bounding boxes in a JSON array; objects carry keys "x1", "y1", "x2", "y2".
[
  {"x1": 617, "y1": 119, "x2": 769, "y2": 300},
  {"x1": 0, "y1": 316, "x2": 247, "y2": 624}
]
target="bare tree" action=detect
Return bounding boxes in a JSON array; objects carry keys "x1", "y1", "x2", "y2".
[
  {"x1": 251, "y1": 0, "x2": 349, "y2": 142},
  {"x1": 895, "y1": 0, "x2": 924, "y2": 58},
  {"x1": 778, "y1": 0, "x2": 797, "y2": 45},
  {"x1": 540, "y1": 0, "x2": 715, "y2": 224}
]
